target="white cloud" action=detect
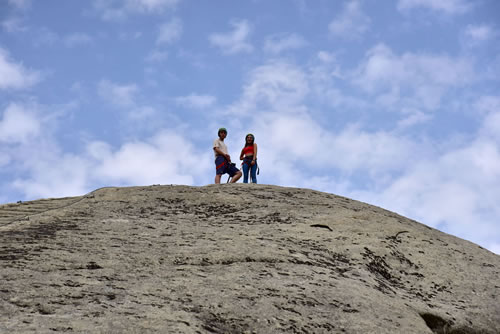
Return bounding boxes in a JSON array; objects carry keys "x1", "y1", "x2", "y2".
[
  {"x1": 225, "y1": 60, "x2": 420, "y2": 182},
  {"x1": 145, "y1": 50, "x2": 169, "y2": 62},
  {"x1": 397, "y1": 0, "x2": 471, "y2": 14},
  {"x1": 353, "y1": 44, "x2": 475, "y2": 109},
  {"x1": 176, "y1": 94, "x2": 217, "y2": 109},
  {"x1": 0, "y1": 47, "x2": 40, "y2": 89},
  {"x1": 308, "y1": 53, "x2": 354, "y2": 108},
  {"x1": 91, "y1": 131, "x2": 208, "y2": 185},
  {"x1": 317, "y1": 51, "x2": 336, "y2": 63},
  {"x1": 0, "y1": 97, "x2": 210, "y2": 200},
  {"x1": 328, "y1": 0, "x2": 371, "y2": 40},
  {"x1": 119, "y1": 31, "x2": 143, "y2": 40},
  {"x1": 464, "y1": 24, "x2": 495, "y2": 41},
  {"x1": 209, "y1": 19, "x2": 253, "y2": 54},
  {"x1": 129, "y1": 106, "x2": 157, "y2": 119},
  {"x1": 263, "y1": 33, "x2": 307, "y2": 54},
  {"x1": 156, "y1": 18, "x2": 182, "y2": 45},
  {"x1": 397, "y1": 108, "x2": 432, "y2": 128},
  {"x1": 349, "y1": 98, "x2": 500, "y2": 254},
  {"x1": 176, "y1": 49, "x2": 206, "y2": 68},
  {"x1": 98, "y1": 79, "x2": 139, "y2": 107},
  {"x1": 253, "y1": 113, "x2": 416, "y2": 176},
  {"x1": 355, "y1": 44, "x2": 473, "y2": 87},
  {"x1": 474, "y1": 95, "x2": 500, "y2": 115},
  {"x1": 125, "y1": 0, "x2": 180, "y2": 12},
  {"x1": 0, "y1": 103, "x2": 41, "y2": 144},
  {"x1": 331, "y1": 126, "x2": 418, "y2": 172},
  {"x1": 64, "y1": 32, "x2": 93, "y2": 47},
  {"x1": 478, "y1": 99, "x2": 500, "y2": 142},
  {"x1": 92, "y1": 0, "x2": 126, "y2": 21},
  {"x1": 224, "y1": 60, "x2": 417, "y2": 179},
  {"x1": 93, "y1": 0, "x2": 180, "y2": 20},
  {"x1": 356, "y1": 135, "x2": 500, "y2": 246},
  {"x1": 462, "y1": 24, "x2": 496, "y2": 46},
  {"x1": 7, "y1": 119, "x2": 211, "y2": 200},
  {"x1": 228, "y1": 61, "x2": 309, "y2": 115},
  {"x1": 2, "y1": 17, "x2": 28, "y2": 33},
  {"x1": 295, "y1": 55, "x2": 500, "y2": 253},
  {"x1": 12, "y1": 154, "x2": 91, "y2": 200},
  {"x1": 8, "y1": 0, "x2": 32, "y2": 10}
]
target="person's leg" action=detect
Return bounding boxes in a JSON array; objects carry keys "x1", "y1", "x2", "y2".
[
  {"x1": 230, "y1": 170, "x2": 242, "y2": 183},
  {"x1": 215, "y1": 156, "x2": 225, "y2": 184},
  {"x1": 242, "y1": 163, "x2": 249, "y2": 183},
  {"x1": 227, "y1": 163, "x2": 241, "y2": 183},
  {"x1": 250, "y1": 163, "x2": 257, "y2": 183}
]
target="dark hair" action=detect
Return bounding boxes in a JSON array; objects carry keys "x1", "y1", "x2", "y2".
[
  {"x1": 218, "y1": 128, "x2": 227, "y2": 137},
  {"x1": 244, "y1": 134, "x2": 254, "y2": 147}
]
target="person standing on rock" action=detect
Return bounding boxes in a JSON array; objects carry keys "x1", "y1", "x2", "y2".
[
  {"x1": 213, "y1": 127, "x2": 242, "y2": 184},
  {"x1": 239, "y1": 133, "x2": 258, "y2": 183}
]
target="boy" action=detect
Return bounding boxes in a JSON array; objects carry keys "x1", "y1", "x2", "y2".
[{"x1": 213, "y1": 128, "x2": 242, "y2": 184}]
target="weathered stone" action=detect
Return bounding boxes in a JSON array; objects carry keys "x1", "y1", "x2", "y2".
[{"x1": 0, "y1": 184, "x2": 498, "y2": 333}]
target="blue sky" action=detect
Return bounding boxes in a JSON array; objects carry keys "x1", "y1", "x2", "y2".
[{"x1": 1, "y1": 0, "x2": 499, "y2": 254}]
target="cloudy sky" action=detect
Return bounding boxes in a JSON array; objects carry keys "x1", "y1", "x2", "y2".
[{"x1": 1, "y1": 0, "x2": 499, "y2": 254}]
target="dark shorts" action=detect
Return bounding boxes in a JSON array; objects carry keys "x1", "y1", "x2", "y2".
[{"x1": 215, "y1": 156, "x2": 239, "y2": 177}]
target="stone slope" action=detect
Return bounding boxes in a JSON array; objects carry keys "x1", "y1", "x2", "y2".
[
  {"x1": 0, "y1": 184, "x2": 499, "y2": 333},
  {"x1": 0, "y1": 196, "x2": 81, "y2": 226}
]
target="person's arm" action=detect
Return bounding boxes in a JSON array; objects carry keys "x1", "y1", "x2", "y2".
[
  {"x1": 252, "y1": 143, "x2": 258, "y2": 164},
  {"x1": 240, "y1": 148, "x2": 245, "y2": 160},
  {"x1": 213, "y1": 146, "x2": 230, "y2": 160}
]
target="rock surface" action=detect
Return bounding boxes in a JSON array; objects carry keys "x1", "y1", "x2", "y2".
[{"x1": 0, "y1": 184, "x2": 499, "y2": 333}]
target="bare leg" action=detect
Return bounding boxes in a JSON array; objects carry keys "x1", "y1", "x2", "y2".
[
  {"x1": 230, "y1": 171, "x2": 242, "y2": 183},
  {"x1": 215, "y1": 174, "x2": 221, "y2": 184}
]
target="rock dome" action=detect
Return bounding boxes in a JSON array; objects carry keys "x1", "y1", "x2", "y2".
[{"x1": 1, "y1": 185, "x2": 499, "y2": 333}]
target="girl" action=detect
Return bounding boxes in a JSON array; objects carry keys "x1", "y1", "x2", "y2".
[{"x1": 239, "y1": 134, "x2": 258, "y2": 183}]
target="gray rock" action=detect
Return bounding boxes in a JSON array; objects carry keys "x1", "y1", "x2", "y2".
[{"x1": 0, "y1": 184, "x2": 499, "y2": 333}]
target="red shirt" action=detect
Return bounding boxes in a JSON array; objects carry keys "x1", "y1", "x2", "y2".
[{"x1": 242, "y1": 145, "x2": 254, "y2": 156}]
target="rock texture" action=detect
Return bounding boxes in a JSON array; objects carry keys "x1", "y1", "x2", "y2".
[{"x1": 0, "y1": 184, "x2": 499, "y2": 333}]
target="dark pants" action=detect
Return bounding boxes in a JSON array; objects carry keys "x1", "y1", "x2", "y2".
[{"x1": 242, "y1": 158, "x2": 257, "y2": 183}]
